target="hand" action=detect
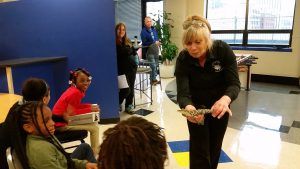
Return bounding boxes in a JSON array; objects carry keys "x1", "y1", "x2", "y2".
[
  {"x1": 185, "y1": 104, "x2": 196, "y2": 111},
  {"x1": 155, "y1": 41, "x2": 161, "y2": 46},
  {"x1": 187, "y1": 114, "x2": 205, "y2": 124},
  {"x1": 211, "y1": 95, "x2": 232, "y2": 119},
  {"x1": 91, "y1": 104, "x2": 100, "y2": 112},
  {"x1": 86, "y1": 163, "x2": 98, "y2": 169},
  {"x1": 184, "y1": 105, "x2": 200, "y2": 124}
]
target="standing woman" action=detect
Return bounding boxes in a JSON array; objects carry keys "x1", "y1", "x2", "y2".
[
  {"x1": 115, "y1": 23, "x2": 138, "y2": 113},
  {"x1": 175, "y1": 15, "x2": 240, "y2": 169}
]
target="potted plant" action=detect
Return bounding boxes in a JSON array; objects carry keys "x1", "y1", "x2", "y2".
[{"x1": 153, "y1": 11, "x2": 178, "y2": 78}]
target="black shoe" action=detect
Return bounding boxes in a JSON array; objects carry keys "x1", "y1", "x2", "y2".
[
  {"x1": 125, "y1": 105, "x2": 134, "y2": 112},
  {"x1": 125, "y1": 105, "x2": 134, "y2": 114},
  {"x1": 151, "y1": 79, "x2": 159, "y2": 85}
]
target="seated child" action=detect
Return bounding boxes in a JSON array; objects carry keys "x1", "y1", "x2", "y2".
[
  {"x1": 0, "y1": 78, "x2": 50, "y2": 169},
  {"x1": 8, "y1": 101, "x2": 98, "y2": 169},
  {"x1": 97, "y1": 116, "x2": 168, "y2": 169},
  {"x1": 52, "y1": 68, "x2": 100, "y2": 153}
]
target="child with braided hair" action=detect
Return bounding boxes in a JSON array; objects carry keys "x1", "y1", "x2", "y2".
[
  {"x1": 52, "y1": 68, "x2": 100, "y2": 154},
  {"x1": 97, "y1": 116, "x2": 168, "y2": 169},
  {"x1": 0, "y1": 77, "x2": 51, "y2": 169},
  {"x1": 6, "y1": 101, "x2": 98, "y2": 169}
]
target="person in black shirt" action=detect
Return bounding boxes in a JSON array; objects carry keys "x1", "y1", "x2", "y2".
[
  {"x1": 115, "y1": 23, "x2": 138, "y2": 113},
  {"x1": 175, "y1": 15, "x2": 240, "y2": 169}
]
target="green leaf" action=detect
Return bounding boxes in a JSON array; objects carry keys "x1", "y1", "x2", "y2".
[{"x1": 153, "y1": 11, "x2": 178, "y2": 62}]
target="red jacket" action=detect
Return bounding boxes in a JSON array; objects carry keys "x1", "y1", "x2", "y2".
[{"x1": 52, "y1": 86, "x2": 91, "y2": 127}]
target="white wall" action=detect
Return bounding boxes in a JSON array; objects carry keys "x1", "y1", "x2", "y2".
[
  {"x1": 165, "y1": 0, "x2": 300, "y2": 78},
  {"x1": 164, "y1": 0, "x2": 186, "y2": 53}
]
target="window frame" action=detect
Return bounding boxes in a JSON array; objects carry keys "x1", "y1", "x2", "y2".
[{"x1": 205, "y1": 0, "x2": 296, "y2": 48}]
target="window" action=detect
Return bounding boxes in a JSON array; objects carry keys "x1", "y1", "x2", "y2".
[
  {"x1": 146, "y1": 1, "x2": 163, "y2": 22},
  {"x1": 0, "y1": 0, "x2": 18, "y2": 3},
  {"x1": 115, "y1": 0, "x2": 142, "y2": 39},
  {"x1": 206, "y1": 0, "x2": 296, "y2": 48}
]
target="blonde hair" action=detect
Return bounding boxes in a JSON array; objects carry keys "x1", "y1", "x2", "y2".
[{"x1": 182, "y1": 15, "x2": 213, "y2": 51}]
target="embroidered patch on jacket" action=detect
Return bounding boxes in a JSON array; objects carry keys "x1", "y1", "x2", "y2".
[{"x1": 212, "y1": 60, "x2": 223, "y2": 72}]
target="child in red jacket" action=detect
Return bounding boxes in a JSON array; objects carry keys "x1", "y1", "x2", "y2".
[{"x1": 53, "y1": 68, "x2": 100, "y2": 154}]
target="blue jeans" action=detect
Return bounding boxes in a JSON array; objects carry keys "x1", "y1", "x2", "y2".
[
  {"x1": 70, "y1": 143, "x2": 96, "y2": 163},
  {"x1": 146, "y1": 54, "x2": 158, "y2": 81}
]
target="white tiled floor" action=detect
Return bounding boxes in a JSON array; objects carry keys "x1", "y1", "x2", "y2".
[
  {"x1": 68, "y1": 78, "x2": 300, "y2": 169},
  {"x1": 2, "y1": 77, "x2": 300, "y2": 168}
]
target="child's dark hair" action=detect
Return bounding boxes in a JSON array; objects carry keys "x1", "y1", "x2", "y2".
[
  {"x1": 7, "y1": 101, "x2": 75, "y2": 169},
  {"x1": 21, "y1": 78, "x2": 50, "y2": 102},
  {"x1": 69, "y1": 68, "x2": 92, "y2": 85},
  {"x1": 97, "y1": 116, "x2": 168, "y2": 169}
]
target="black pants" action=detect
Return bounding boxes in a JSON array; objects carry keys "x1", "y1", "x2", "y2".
[
  {"x1": 119, "y1": 68, "x2": 137, "y2": 107},
  {"x1": 187, "y1": 114, "x2": 229, "y2": 169},
  {"x1": 0, "y1": 144, "x2": 9, "y2": 169}
]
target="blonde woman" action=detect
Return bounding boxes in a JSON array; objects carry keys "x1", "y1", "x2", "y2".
[{"x1": 175, "y1": 15, "x2": 240, "y2": 169}]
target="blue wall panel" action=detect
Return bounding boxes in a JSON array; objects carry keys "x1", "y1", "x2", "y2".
[
  {"x1": 0, "y1": 69, "x2": 8, "y2": 93},
  {"x1": 0, "y1": 0, "x2": 119, "y2": 120},
  {"x1": 13, "y1": 63, "x2": 57, "y2": 108}
]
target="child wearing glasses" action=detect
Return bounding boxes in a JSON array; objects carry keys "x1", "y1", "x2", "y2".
[{"x1": 52, "y1": 68, "x2": 100, "y2": 154}]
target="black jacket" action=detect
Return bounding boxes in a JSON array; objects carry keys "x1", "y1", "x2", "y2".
[
  {"x1": 116, "y1": 43, "x2": 137, "y2": 75},
  {"x1": 175, "y1": 40, "x2": 240, "y2": 109},
  {"x1": 0, "y1": 102, "x2": 20, "y2": 169}
]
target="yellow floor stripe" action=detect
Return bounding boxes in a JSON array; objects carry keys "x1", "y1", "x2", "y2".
[{"x1": 173, "y1": 152, "x2": 189, "y2": 167}]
